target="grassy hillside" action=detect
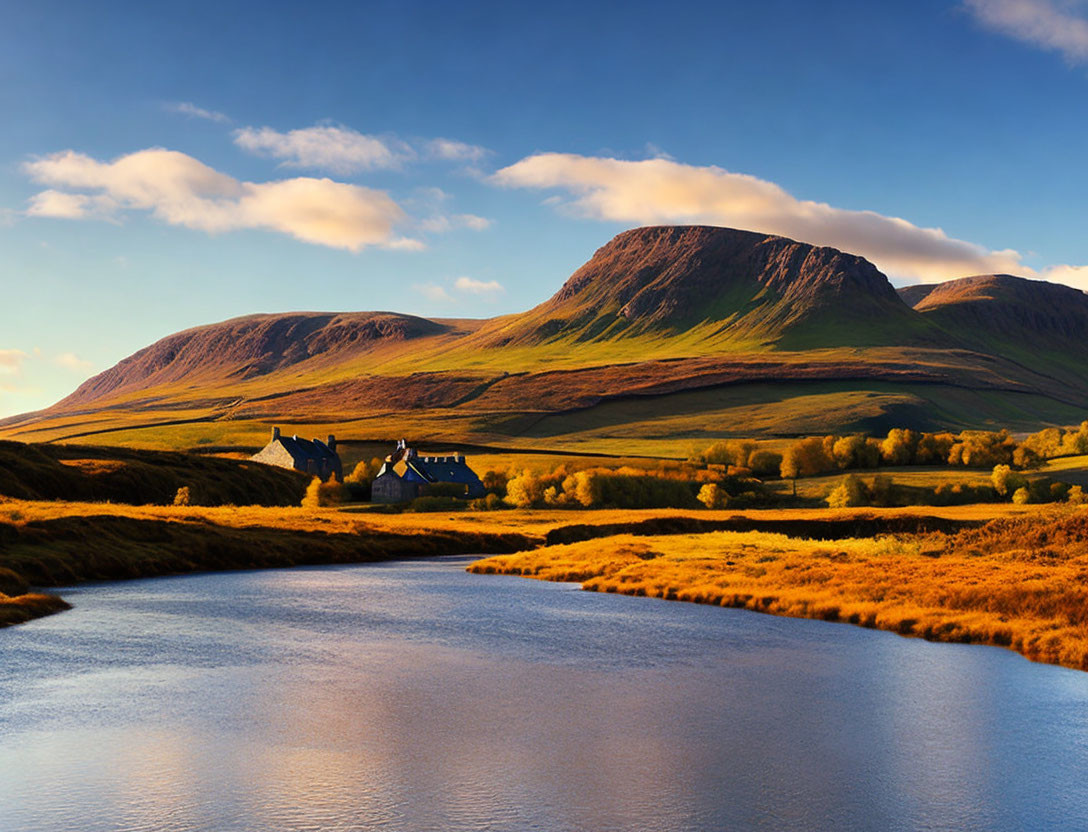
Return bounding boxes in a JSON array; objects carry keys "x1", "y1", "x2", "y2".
[
  {"x1": 0, "y1": 440, "x2": 309, "y2": 505},
  {"x1": 3, "y1": 226, "x2": 1086, "y2": 454}
]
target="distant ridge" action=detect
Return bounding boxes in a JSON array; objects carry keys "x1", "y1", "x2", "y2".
[{"x1": 898, "y1": 274, "x2": 1088, "y2": 385}]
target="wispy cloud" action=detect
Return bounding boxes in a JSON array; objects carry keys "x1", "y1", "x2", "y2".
[
  {"x1": 419, "y1": 213, "x2": 492, "y2": 233},
  {"x1": 165, "y1": 101, "x2": 231, "y2": 123},
  {"x1": 0, "y1": 349, "x2": 27, "y2": 376},
  {"x1": 53, "y1": 352, "x2": 95, "y2": 373},
  {"x1": 413, "y1": 276, "x2": 506, "y2": 305},
  {"x1": 424, "y1": 138, "x2": 491, "y2": 163},
  {"x1": 491, "y1": 153, "x2": 1028, "y2": 283},
  {"x1": 234, "y1": 125, "x2": 413, "y2": 174},
  {"x1": 23, "y1": 148, "x2": 419, "y2": 252},
  {"x1": 964, "y1": 0, "x2": 1088, "y2": 63},
  {"x1": 414, "y1": 283, "x2": 454, "y2": 303},
  {"x1": 26, "y1": 189, "x2": 118, "y2": 220},
  {"x1": 454, "y1": 276, "x2": 504, "y2": 295},
  {"x1": 0, "y1": 348, "x2": 93, "y2": 401}
]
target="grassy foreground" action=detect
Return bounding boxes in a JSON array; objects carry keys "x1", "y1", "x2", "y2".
[{"x1": 470, "y1": 508, "x2": 1088, "y2": 672}]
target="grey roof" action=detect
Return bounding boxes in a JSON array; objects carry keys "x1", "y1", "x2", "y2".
[
  {"x1": 405, "y1": 458, "x2": 483, "y2": 486},
  {"x1": 279, "y1": 436, "x2": 338, "y2": 466}
]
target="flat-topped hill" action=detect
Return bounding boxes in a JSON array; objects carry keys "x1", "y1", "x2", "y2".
[{"x1": 474, "y1": 225, "x2": 943, "y2": 350}]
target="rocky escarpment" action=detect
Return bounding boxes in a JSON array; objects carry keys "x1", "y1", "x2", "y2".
[{"x1": 476, "y1": 225, "x2": 942, "y2": 348}]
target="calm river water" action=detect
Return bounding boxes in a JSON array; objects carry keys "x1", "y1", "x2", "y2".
[{"x1": 1, "y1": 557, "x2": 1086, "y2": 832}]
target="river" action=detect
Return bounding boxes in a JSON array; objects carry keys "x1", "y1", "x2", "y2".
[{"x1": 1, "y1": 557, "x2": 1086, "y2": 831}]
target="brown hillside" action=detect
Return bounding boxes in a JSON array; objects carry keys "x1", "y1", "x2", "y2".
[
  {"x1": 900, "y1": 274, "x2": 1088, "y2": 342},
  {"x1": 898, "y1": 275, "x2": 1088, "y2": 384},
  {"x1": 60, "y1": 311, "x2": 456, "y2": 408}
]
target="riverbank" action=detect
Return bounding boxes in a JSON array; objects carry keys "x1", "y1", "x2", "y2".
[
  {"x1": 470, "y1": 508, "x2": 1088, "y2": 672},
  {"x1": 0, "y1": 499, "x2": 536, "y2": 627},
  {"x1": 0, "y1": 498, "x2": 1062, "y2": 637}
]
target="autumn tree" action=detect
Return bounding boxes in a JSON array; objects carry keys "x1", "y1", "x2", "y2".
[
  {"x1": 880, "y1": 429, "x2": 919, "y2": 466},
  {"x1": 915, "y1": 432, "x2": 955, "y2": 465},
  {"x1": 345, "y1": 458, "x2": 383, "y2": 485}
]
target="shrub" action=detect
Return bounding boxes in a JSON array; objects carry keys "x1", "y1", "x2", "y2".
[
  {"x1": 697, "y1": 483, "x2": 729, "y2": 509},
  {"x1": 991, "y1": 464, "x2": 1028, "y2": 498},
  {"x1": 826, "y1": 474, "x2": 867, "y2": 508},
  {"x1": 301, "y1": 475, "x2": 348, "y2": 508},
  {"x1": 469, "y1": 493, "x2": 506, "y2": 511},
  {"x1": 1069, "y1": 485, "x2": 1087, "y2": 505},
  {"x1": 173, "y1": 486, "x2": 192, "y2": 506},
  {"x1": 1012, "y1": 486, "x2": 1032, "y2": 505}
]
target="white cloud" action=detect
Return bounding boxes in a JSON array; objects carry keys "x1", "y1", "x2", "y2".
[
  {"x1": 165, "y1": 101, "x2": 231, "y2": 123},
  {"x1": 413, "y1": 276, "x2": 506, "y2": 305},
  {"x1": 234, "y1": 125, "x2": 413, "y2": 174},
  {"x1": 964, "y1": 0, "x2": 1088, "y2": 63},
  {"x1": 491, "y1": 152, "x2": 1030, "y2": 283},
  {"x1": 1042, "y1": 263, "x2": 1088, "y2": 290},
  {"x1": 424, "y1": 138, "x2": 491, "y2": 163},
  {"x1": 454, "y1": 276, "x2": 504, "y2": 295},
  {"x1": 23, "y1": 148, "x2": 418, "y2": 252}
]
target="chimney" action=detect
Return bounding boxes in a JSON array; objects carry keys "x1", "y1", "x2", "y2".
[
  {"x1": 271, "y1": 426, "x2": 280, "y2": 441},
  {"x1": 327, "y1": 435, "x2": 336, "y2": 452}
]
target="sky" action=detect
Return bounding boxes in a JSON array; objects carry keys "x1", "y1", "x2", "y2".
[{"x1": 2, "y1": 0, "x2": 1088, "y2": 417}]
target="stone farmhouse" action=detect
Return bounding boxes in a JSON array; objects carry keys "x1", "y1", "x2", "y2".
[
  {"x1": 251, "y1": 427, "x2": 343, "y2": 481},
  {"x1": 371, "y1": 439, "x2": 485, "y2": 503}
]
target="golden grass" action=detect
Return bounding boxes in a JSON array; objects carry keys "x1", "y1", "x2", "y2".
[
  {"x1": 0, "y1": 497, "x2": 1043, "y2": 629},
  {"x1": 470, "y1": 507, "x2": 1088, "y2": 672}
]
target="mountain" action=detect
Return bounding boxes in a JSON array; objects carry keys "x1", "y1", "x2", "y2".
[
  {"x1": 472, "y1": 226, "x2": 940, "y2": 350},
  {"x1": 60, "y1": 312, "x2": 461, "y2": 408},
  {"x1": 898, "y1": 274, "x2": 1088, "y2": 387},
  {"x1": 4, "y1": 227, "x2": 1087, "y2": 452}
]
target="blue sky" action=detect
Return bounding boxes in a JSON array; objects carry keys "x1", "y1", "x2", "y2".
[{"x1": 3, "y1": 0, "x2": 1087, "y2": 416}]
